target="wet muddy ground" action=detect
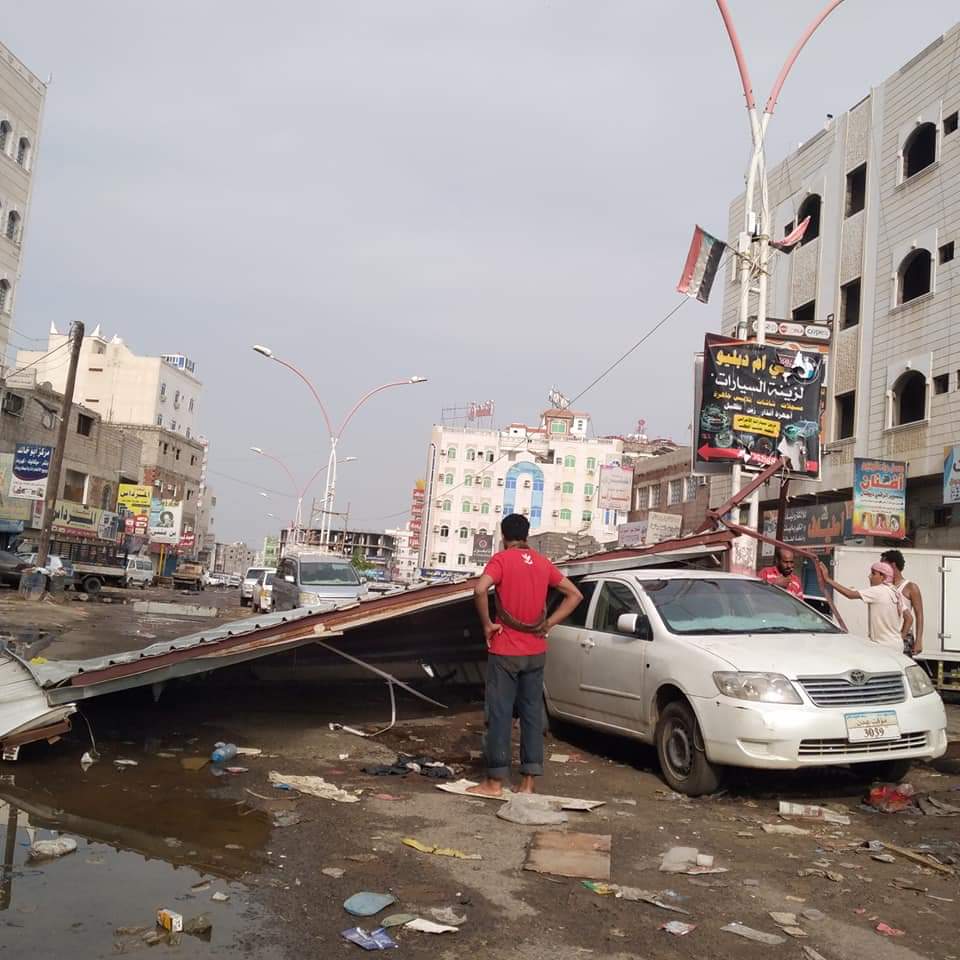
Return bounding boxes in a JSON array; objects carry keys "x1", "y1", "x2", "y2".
[{"x1": 1, "y1": 662, "x2": 958, "y2": 959}]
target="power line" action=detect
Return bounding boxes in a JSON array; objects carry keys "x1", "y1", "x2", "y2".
[
  {"x1": 206, "y1": 467, "x2": 292, "y2": 499},
  {"x1": 1, "y1": 338, "x2": 71, "y2": 380}
]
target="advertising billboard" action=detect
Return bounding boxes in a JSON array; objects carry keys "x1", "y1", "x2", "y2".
[
  {"x1": 853, "y1": 459, "x2": 906, "y2": 539},
  {"x1": 696, "y1": 334, "x2": 823, "y2": 478},
  {"x1": 944, "y1": 447, "x2": 960, "y2": 505},
  {"x1": 647, "y1": 511, "x2": 683, "y2": 544},
  {"x1": 598, "y1": 465, "x2": 632, "y2": 512},
  {"x1": 149, "y1": 500, "x2": 183, "y2": 545},
  {"x1": 117, "y1": 483, "x2": 153, "y2": 514},
  {"x1": 10, "y1": 443, "x2": 54, "y2": 500},
  {"x1": 471, "y1": 532, "x2": 495, "y2": 564},
  {"x1": 760, "y1": 501, "x2": 851, "y2": 557},
  {"x1": 51, "y1": 501, "x2": 122, "y2": 542},
  {"x1": 617, "y1": 520, "x2": 648, "y2": 548}
]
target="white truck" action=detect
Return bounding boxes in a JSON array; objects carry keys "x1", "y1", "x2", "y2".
[{"x1": 826, "y1": 545, "x2": 960, "y2": 692}]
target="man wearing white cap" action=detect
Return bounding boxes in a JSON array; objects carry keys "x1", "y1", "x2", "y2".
[{"x1": 819, "y1": 560, "x2": 912, "y2": 650}]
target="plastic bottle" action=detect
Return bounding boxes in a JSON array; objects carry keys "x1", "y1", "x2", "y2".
[{"x1": 211, "y1": 742, "x2": 238, "y2": 764}]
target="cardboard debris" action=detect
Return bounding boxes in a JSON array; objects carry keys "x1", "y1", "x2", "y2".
[
  {"x1": 762, "y1": 823, "x2": 811, "y2": 836},
  {"x1": 778, "y1": 801, "x2": 851, "y2": 825},
  {"x1": 497, "y1": 797, "x2": 568, "y2": 826},
  {"x1": 659, "y1": 847, "x2": 727, "y2": 875},
  {"x1": 401, "y1": 838, "x2": 481, "y2": 860},
  {"x1": 917, "y1": 795, "x2": 960, "y2": 816},
  {"x1": 661, "y1": 920, "x2": 696, "y2": 936},
  {"x1": 524, "y1": 831, "x2": 612, "y2": 881},
  {"x1": 721, "y1": 923, "x2": 786, "y2": 945},
  {"x1": 883, "y1": 842, "x2": 955, "y2": 876},
  {"x1": 268, "y1": 772, "x2": 360, "y2": 803},
  {"x1": 436, "y1": 779, "x2": 604, "y2": 810}
]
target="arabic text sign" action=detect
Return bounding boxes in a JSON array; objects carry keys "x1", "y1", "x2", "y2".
[
  {"x1": 697, "y1": 334, "x2": 823, "y2": 478},
  {"x1": 647, "y1": 511, "x2": 683, "y2": 544},
  {"x1": 117, "y1": 483, "x2": 152, "y2": 514},
  {"x1": 617, "y1": 520, "x2": 648, "y2": 548},
  {"x1": 761, "y1": 501, "x2": 850, "y2": 556},
  {"x1": 598, "y1": 465, "x2": 632, "y2": 512},
  {"x1": 0, "y1": 453, "x2": 34, "y2": 523},
  {"x1": 853, "y1": 459, "x2": 905, "y2": 539},
  {"x1": 944, "y1": 447, "x2": 960, "y2": 505},
  {"x1": 149, "y1": 499, "x2": 183, "y2": 544},
  {"x1": 10, "y1": 443, "x2": 53, "y2": 500},
  {"x1": 52, "y1": 501, "x2": 121, "y2": 541},
  {"x1": 472, "y1": 532, "x2": 495, "y2": 564}
]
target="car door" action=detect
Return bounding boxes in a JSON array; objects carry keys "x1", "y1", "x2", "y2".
[
  {"x1": 577, "y1": 579, "x2": 649, "y2": 730},
  {"x1": 272, "y1": 560, "x2": 292, "y2": 610},
  {"x1": 545, "y1": 579, "x2": 598, "y2": 714}
]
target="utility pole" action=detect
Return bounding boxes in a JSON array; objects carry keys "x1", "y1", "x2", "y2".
[{"x1": 36, "y1": 320, "x2": 84, "y2": 569}]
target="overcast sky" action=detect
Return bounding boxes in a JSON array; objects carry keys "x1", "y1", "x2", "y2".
[{"x1": 5, "y1": 2, "x2": 958, "y2": 545}]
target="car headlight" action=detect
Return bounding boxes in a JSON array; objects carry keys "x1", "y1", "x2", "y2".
[
  {"x1": 298, "y1": 591, "x2": 320, "y2": 605},
  {"x1": 713, "y1": 672, "x2": 802, "y2": 704},
  {"x1": 906, "y1": 665, "x2": 935, "y2": 697}
]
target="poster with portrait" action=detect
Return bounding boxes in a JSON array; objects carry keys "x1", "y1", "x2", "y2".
[{"x1": 853, "y1": 459, "x2": 906, "y2": 539}]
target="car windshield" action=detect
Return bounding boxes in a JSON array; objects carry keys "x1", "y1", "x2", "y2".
[
  {"x1": 642, "y1": 578, "x2": 840, "y2": 635},
  {"x1": 245, "y1": 568, "x2": 267, "y2": 580},
  {"x1": 299, "y1": 561, "x2": 361, "y2": 586},
  {"x1": 263, "y1": 573, "x2": 274, "y2": 586}
]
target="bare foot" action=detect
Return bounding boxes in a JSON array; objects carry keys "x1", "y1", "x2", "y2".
[
  {"x1": 466, "y1": 779, "x2": 504, "y2": 797},
  {"x1": 515, "y1": 776, "x2": 537, "y2": 794}
]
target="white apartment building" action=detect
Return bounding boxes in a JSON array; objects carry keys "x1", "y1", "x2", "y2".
[
  {"x1": 0, "y1": 41, "x2": 45, "y2": 363},
  {"x1": 16, "y1": 327, "x2": 202, "y2": 438},
  {"x1": 419, "y1": 408, "x2": 627, "y2": 576},
  {"x1": 387, "y1": 525, "x2": 419, "y2": 583}
]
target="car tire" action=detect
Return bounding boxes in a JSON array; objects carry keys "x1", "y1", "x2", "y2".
[
  {"x1": 858, "y1": 758, "x2": 913, "y2": 783},
  {"x1": 82, "y1": 576, "x2": 102, "y2": 596},
  {"x1": 655, "y1": 699, "x2": 724, "y2": 797}
]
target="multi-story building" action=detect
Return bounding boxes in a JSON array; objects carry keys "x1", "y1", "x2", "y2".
[
  {"x1": 419, "y1": 408, "x2": 628, "y2": 576},
  {"x1": 194, "y1": 484, "x2": 216, "y2": 566},
  {"x1": 16, "y1": 328, "x2": 202, "y2": 440},
  {"x1": 280, "y1": 526, "x2": 397, "y2": 579},
  {"x1": 0, "y1": 41, "x2": 45, "y2": 364},
  {"x1": 214, "y1": 541, "x2": 256, "y2": 576},
  {"x1": 722, "y1": 23, "x2": 960, "y2": 550},
  {"x1": 387, "y1": 525, "x2": 419, "y2": 583},
  {"x1": 627, "y1": 446, "x2": 712, "y2": 539},
  {"x1": 262, "y1": 535, "x2": 279, "y2": 568}
]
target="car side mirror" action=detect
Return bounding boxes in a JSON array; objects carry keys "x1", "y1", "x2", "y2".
[
  {"x1": 284, "y1": 575, "x2": 295, "y2": 583},
  {"x1": 617, "y1": 613, "x2": 652, "y2": 640}
]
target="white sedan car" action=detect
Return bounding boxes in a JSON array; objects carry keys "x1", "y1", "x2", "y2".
[
  {"x1": 545, "y1": 570, "x2": 947, "y2": 795},
  {"x1": 252, "y1": 571, "x2": 275, "y2": 613}
]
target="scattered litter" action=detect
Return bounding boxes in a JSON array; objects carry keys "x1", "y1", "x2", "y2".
[
  {"x1": 346, "y1": 853, "x2": 379, "y2": 863},
  {"x1": 191, "y1": 881, "x2": 210, "y2": 892},
  {"x1": 344, "y1": 893, "x2": 397, "y2": 917},
  {"x1": 737, "y1": 832, "x2": 754, "y2": 838},
  {"x1": 721, "y1": 922, "x2": 786, "y2": 945},
  {"x1": 402, "y1": 838, "x2": 482, "y2": 860},
  {"x1": 373, "y1": 793, "x2": 403, "y2": 802},
  {"x1": 927, "y1": 894, "x2": 954, "y2": 903},
  {"x1": 235, "y1": 747, "x2": 262, "y2": 757},
  {"x1": 381, "y1": 914, "x2": 418, "y2": 928},
  {"x1": 80, "y1": 751, "x2": 97, "y2": 770},
  {"x1": 210, "y1": 892, "x2": 230, "y2": 903},
  {"x1": 883, "y1": 842, "x2": 955, "y2": 876},
  {"x1": 524, "y1": 831, "x2": 612, "y2": 880},
  {"x1": 661, "y1": 920, "x2": 696, "y2": 936},
  {"x1": 612, "y1": 798, "x2": 637, "y2": 806},
  {"x1": 164, "y1": 837, "x2": 182, "y2": 849},
  {"x1": 224, "y1": 844, "x2": 243, "y2": 850},
  {"x1": 779, "y1": 801, "x2": 850, "y2": 825},
  {"x1": 225, "y1": 766, "x2": 248, "y2": 775},
  {"x1": 659, "y1": 847, "x2": 728, "y2": 875},
  {"x1": 865, "y1": 782, "x2": 915, "y2": 814},
  {"x1": 616, "y1": 886, "x2": 691, "y2": 915},
  {"x1": 549, "y1": 753, "x2": 570, "y2": 763},
  {"x1": 863, "y1": 840, "x2": 885, "y2": 852},
  {"x1": 437, "y1": 779, "x2": 604, "y2": 810},
  {"x1": 769, "y1": 912, "x2": 798, "y2": 926},
  {"x1": 891, "y1": 877, "x2": 927, "y2": 893},
  {"x1": 582, "y1": 881, "x2": 617, "y2": 895},
  {"x1": 918, "y1": 796, "x2": 960, "y2": 817},
  {"x1": 798, "y1": 868, "x2": 844, "y2": 882},
  {"x1": 655, "y1": 789, "x2": 691, "y2": 802},
  {"x1": 268, "y1": 772, "x2": 360, "y2": 803},
  {"x1": 872, "y1": 853, "x2": 897, "y2": 863},
  {"x1": 155, "y1": 752, "x2": 177, "y2": 759},
  {"x1": 341, "y1": 927, "x2": 398, "y2": 950},
  {"x1": 362, "y1": 754, "x2": 455, "y2": 779},
  {"x1": 497, "y1": 797, "x2": 568, "y2": 826},
  {"x1": 801, "y1": 908, "x2": 826, "y2": 921},
  {"x1": 183, "y1": 915, "x2": 212, "y2": 938},
  {"x1": 271, "y1": 810, "x2": 302, "y2": 829},
  {"x1": 801, "y1": 948, "x2": 829, "y2": 960},
  {"x1": 780, "y1": 925, "x2": 807, "y2": 939},
  {"x1": 113, "y1": 759, "x2": 138, "y2": 768},
  {"x1": 429, "y1": 907, "x2": 466, "y2": 926},
  {"x1": 181, "y1": 757, "x2": 209, "y2": 771},
  {"x1": 156, "y1": 909, "x2": 183, "y2": 933},
  {"x1": 875, "y1": 922, "x2": 905, "y2": 937},
  {"x1": 322, "y1": 868, "x2": 345, "y2": 879},
  {"x1": 28, "y1": 837, "x2": 77, "y2": 861},
  {"x1": 762, "y1": 823, "x2": 811, "y2": 836},
  {"x1": 742, "y1": 879, "x2": 759, "y2": 887},
  {"x1": 404, "y1": 918, "x2": 458, "y2": 934}
]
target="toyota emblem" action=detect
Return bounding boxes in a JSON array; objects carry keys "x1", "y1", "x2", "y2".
[{"x1": 849, "y1": 669, "x2": 867, "y2": 685}]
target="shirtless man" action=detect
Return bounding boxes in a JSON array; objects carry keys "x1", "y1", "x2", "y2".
[{"x1": 881, "y1": 549, "x2": 924, "y2": 655}]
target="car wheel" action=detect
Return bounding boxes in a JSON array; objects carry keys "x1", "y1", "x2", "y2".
[
  {"x1": 83, "y1": 576, "x2": 102, "y2": 596},
  {"x1": 655, "y1": 699, "x2": 724, "y2": 797},
  {"x1": 858, "y1": 758, "x2": 913, "y2": 783},
  {"x1": 240, "y1": 596, "x2": 249, "y2": 607}
]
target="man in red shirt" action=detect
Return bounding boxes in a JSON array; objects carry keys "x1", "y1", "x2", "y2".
[
  {"x1": 467, "y1": 514, "x2": 583, "y2": 798},
  {"x1": 758, "y1": 547, "x2": 803, "y2": 597}
]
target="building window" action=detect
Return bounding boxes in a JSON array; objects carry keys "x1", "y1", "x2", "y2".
[
  {"x1": 550, "y1": 421, "x2": 566, "y2": 434},
  {"x1": 792, "y1": 300, "x2": 815, "y2": 325},
  {"x1": 76, "y1": 413, "x2": 94, "y2": 437},
  {"x1": 466, "y1": 448, "x2": 476, "y2": 461},
  {"x1": 486, "y1": 450, "x2": 495, "y2": 462},
  {"x1": 561, "y1": 482, "x2": 574, "y2": 494},
  {"x1": 160, "y1": 382, "x2": 166, "y2": 398},
  {"x1": 586, "y1": 457, "x2": 596, "y2": 471},
  {"x1": 685, "y1": 477, "x2": 698, "y2": 501},
  {"x1": 190, "y1": 454, "x2": 197, "y2": 466},
  {"x1": 189, "y1": 398, "x2": 195, "y2": 412},
  {"x1": 505, "y1": 476, "x2": 516, "y2": 490},
  {"x1": 563, "y1": 455, "x2": 576, "y2": 468},
  {"x1": 582, "y1": 510, "x2": 592, "y2": 523},
  {"x1": 5, "y1": 210, "x2": 20, "y2": 242},
  {"x1": 480, "y1": 502, "x2": 490, "y2": 514},
  {"x1": 439, "y1": 524, "x2": 449, "y2": 538},
  {"x1": 15, "y1": 137, "x2": 30, "y2": 169},
  {"x1": 464, "y1": 474, "x2": 473, "y2": 486},
  {"x1": 186, "y1": 427, "x2": 191, "y2": 439},
  {"x1": 649, "y1": 485, "x2": 662, "y2": 508},
  {"x1": 457, "y1": 554, "x2": 467, "y2": 566},
  {"x1": 797, "y1": 193, "x2": 821, "y2": 243},
  {"x1": 840, "y1": 278, "x2": 861, "y2": 329},
  {"x1": 891, "y1": 371, "x2": 927, "y2": 426},
  {"x1": 903, "y1": 123, "x2": 937, "y2": 179},
  {"x1": 1, "y1": 391, "x2": 24, "y2": 416},
  {"x1": 100, "y1": 484, "x2": 114, "y2": 510},
  {"x1": 934, "y1": 506, "x2": 953, "y2": 527},
  {"x1": 0, "y1": 278, "x2": 10, "y2": 313},
  {"x1": 898, "y1": 249, "x2": 932, "y2": 304},
  {"x1": 447, "y1": 446, "x2": 457, "y2": 459},
  {"x1": 533, "y1": 477, "x2": 544, "y2": 492},
  {"x1": 845, "y1": 163, "x2": 866, "y2": 217},
  {"x1": 939, "y1": 241, "x2": 955, "y2": 265},
  {"x1": 668, "y1": 479, "x2": 683, "y2": 505},
  {"x1": 559, "y1": 509, "x2": 572, "y2": 521},
  {"x1": 835, "y1": 391, "x2": 855, "y2": 439},
  {"x1": 934, "y1": 373, "x2": 949, "y2": 395},
  {"x1": 63, "y1": 469, "x2": 87, "y2": 503},
  {"x1": 445, "y1": 473, "x2": 453, "y2": 485},
  {"x1": 186, "y1": 489, "x2": 193, "y2": 500},
  {"x1": 946, "y1": 111, "x2": 959, "y2": 135},
  {"x1": 482, "y1": 476, "x2": 492, "y2": 489},
  {"x1": 461, "y1": 499, "x2": 471, "y2": 513},
  {"x1": 530, "y1": 506, "x2": 542, "y2": 522},
  {"x1": 459, "y1": 526, "x2": 469, "y2": 539},
  {"x1": 437, "y1": 552, "x2": 447, "y2": 565},
  {"x1": 156, "y1": 414, "x2": 163, "y2": 426},
  {"x1": 584, "y1": 483, "x2": 595, "y2": 497},
  {"x1": 0, "y1": 120, "x2": 10, "y2": 153}
]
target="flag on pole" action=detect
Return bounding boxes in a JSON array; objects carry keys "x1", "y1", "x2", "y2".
[
  {"x1": 769, "y1": 215, "x2": 811, "y2": 251},
  {"x1": 677, "y1": 226, "x2": 727, "y2": 303}
]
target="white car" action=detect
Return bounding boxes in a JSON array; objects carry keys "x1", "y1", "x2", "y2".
[
  {"x1": 240, "y1": 567, "x2": 270, "y2": 606},
  {"x1": 545, "y1": 570, "x2": 947, "y2": 795},
  {"x1": 252, "y1": 571, "x2": 275, "y2": 613}
]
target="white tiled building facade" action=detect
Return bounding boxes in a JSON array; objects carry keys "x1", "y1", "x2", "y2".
[
  {"x1": 723, "y1": 24, "x2": 960, "y2": 548},
  {"x1": 387, "y1": 525, "x2": 419, "y2": 583},
  {"x1": 419, "y1": 409, "x2": 627, "y2": 576},
  {"x1": 0, "y1": 41, "x2": 45, "y2": 364}
]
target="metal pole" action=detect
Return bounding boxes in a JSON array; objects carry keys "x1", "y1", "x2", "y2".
[{"x1": 37, "y1": 320, "x2": 84, "y2": 569}]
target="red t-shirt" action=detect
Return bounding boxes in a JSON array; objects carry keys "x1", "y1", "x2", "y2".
[
  {"x1": 483, "y1": 548, "x2": 564, "y2": 656},
  {"x1": 758, "y1": 565, "x2": 803, "y2": 597}
]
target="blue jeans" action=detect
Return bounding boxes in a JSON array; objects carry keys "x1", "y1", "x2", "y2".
[{"x1": 483, "y1": 653, "x2": 546, "y2": 780}]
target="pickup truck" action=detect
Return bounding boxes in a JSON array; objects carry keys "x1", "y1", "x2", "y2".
[{"x1": 172, "y1": 560, "x2": 205, "y2": 592}]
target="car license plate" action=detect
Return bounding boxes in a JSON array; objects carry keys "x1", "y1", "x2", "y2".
[{"x1": 844, "y1": 710, "x2": 900, "y2": 743}]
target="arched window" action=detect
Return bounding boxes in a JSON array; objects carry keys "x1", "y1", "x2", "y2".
[
  {"x1": 461, "y1": 499, "x2": 472, "y2": 513},
  {"x1": 442, "y1": 499, "x2": 452, "y2": 512},
  {"x1": 482, "y1": 476, "x2": 492, "y2": 489},
  {"x1": 480, "y1": 502, "x2": 490, "y2": 514},
  {"x1": 457, "y1": 554, "x2": 467, "y2": 566},
  {"x1": 582, "y1": 510, "x2": 592, "y2": 523},
  {"x1": 447, "y1": 446, "x2": 457, "y2": 459},
  {"x1": 5, "y1": 211, "x2": 20, "y2": 242},
  {"x1": 437, "y1": 552, "x2": 447, "y2": 564},
  {"x1": 486, "y1": 451, "x2": 495, "y2": 462},
  {"x1": 445, "y1": 473, "x2": 454, "y2": 485},
  {"x1": 903, "y1": 123, "x2": 937, "y2": 179},
  {"x1": 562, "y1": 481, "x2": 575, "y2": 494},
  {"x1": 584, "y1": 483, "x2": 595, "y2": 496},
  {"x1": 101, "y1": 484, "x2": 114, "y2": 510},
  {"x1": 439, "y1": 524, "x2": 449, "y2": 537},
  {"x1": 478, "y1": 527, "x2": 488, "y2": 535},
  {"x1": 563, "y1": 455, "x2": 576, "y2": 468},
  {"x1": 898, "y1": 249, "x2": 932, "y2": 304},
  {"x1": 466, "y1": 448, "x2": 476, "y2": 461},
  {"x1": 586, "y1": 457, "x2": 597, "y2": 471},
  {"x1": 464, "y1": 474, "x2": 473, "y2": 486},
  {"x1": 0, "y1": 121, "x2": 10, "y2": 153},
  {"x1": 892, "y1": 371, "x2": 927, "y2": 425},
  {"x1": 559, "y1": 508, "x2": 572, "y2": 521},
  {"x1": 15, "y1": 137, "x2": 30, "y2": 169},
  {"x1": 0, "y1": 279, "x2": 10, "y2": 313},
  {"x1": 797, "y1": 193, "x2": 821, "y2": 243},
  {"x1": 459, "y1": 526, "x2": 469, "y2": 539}
]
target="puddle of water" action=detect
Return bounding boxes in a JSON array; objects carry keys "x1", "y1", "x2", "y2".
[{"x1": 0, "y1": 626, "x2": 57, "y2": 660}]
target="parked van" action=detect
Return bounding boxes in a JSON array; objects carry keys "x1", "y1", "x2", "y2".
[
  {"x1": 271, "y1": 552, "x2": 368, "y2": 611},
  {"x1": 124, "y1": 556, "x2": 154, "y2": 588}
]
